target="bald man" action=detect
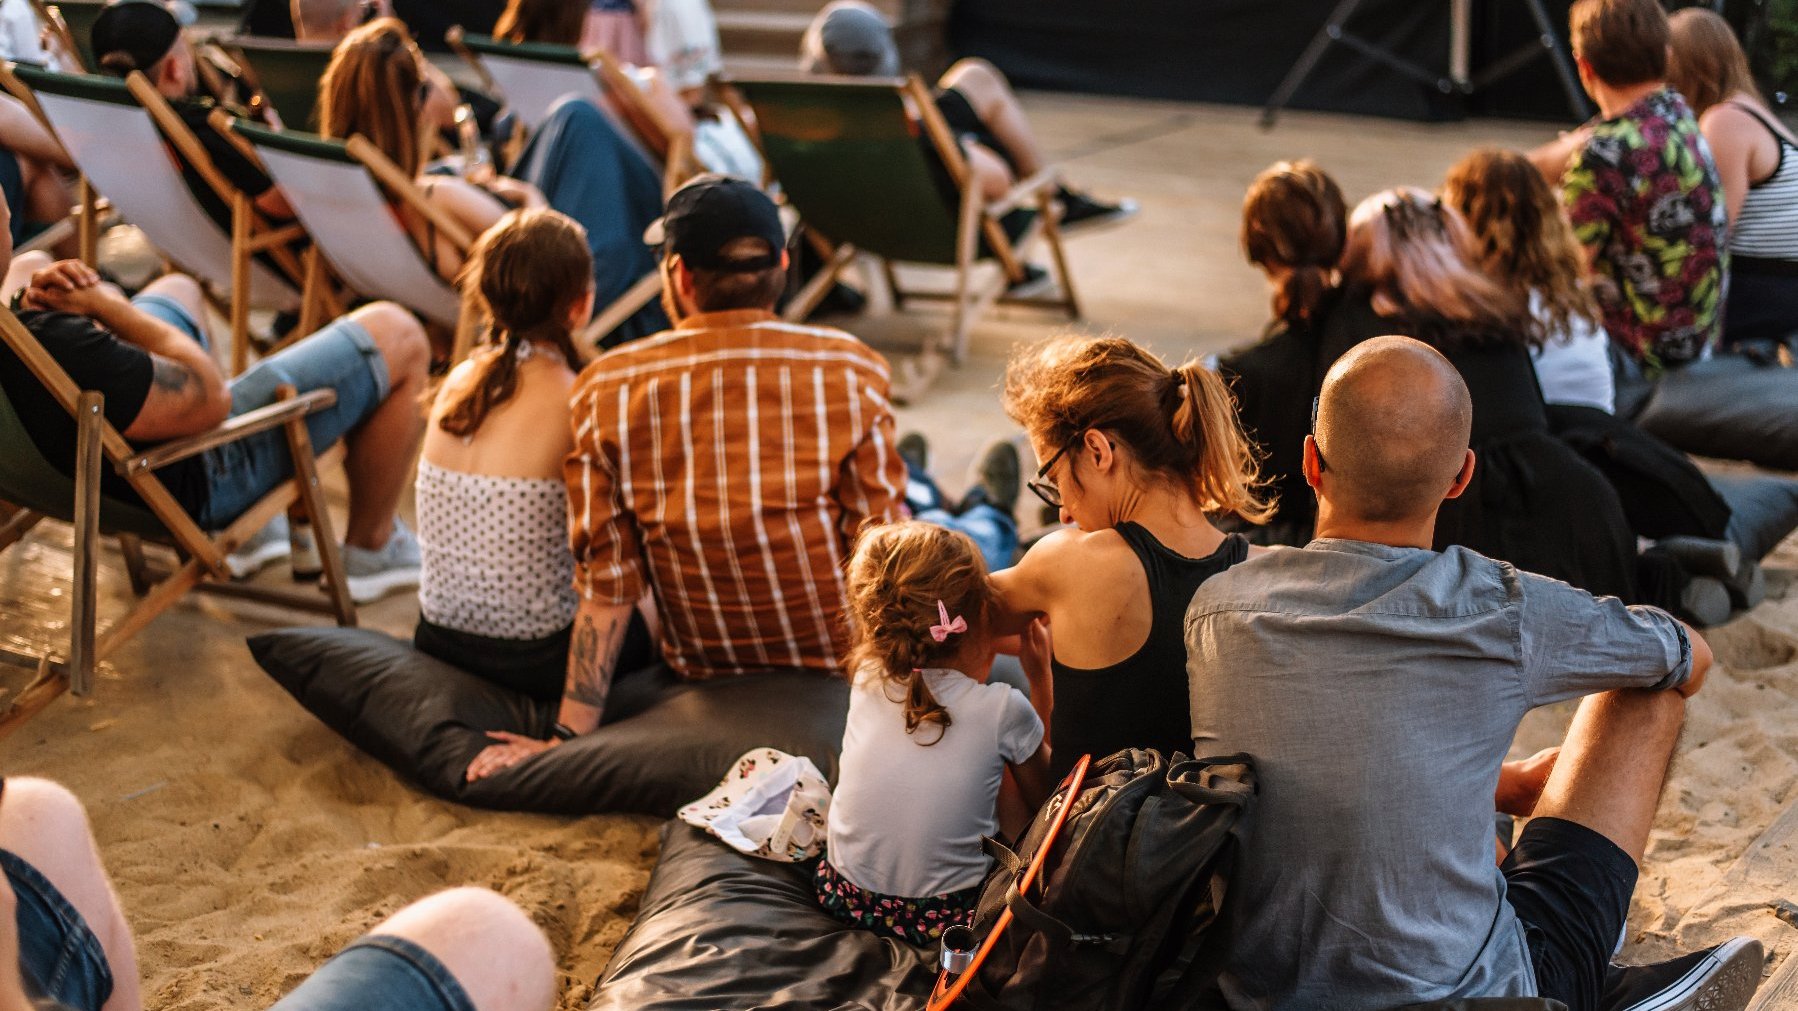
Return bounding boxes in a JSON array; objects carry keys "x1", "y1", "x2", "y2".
[{"x1": 1186, "y1": 337, "x2": 1759, "y2": 1011}]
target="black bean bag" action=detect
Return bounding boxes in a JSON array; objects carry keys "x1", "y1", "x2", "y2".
[
  {"x1": 247, "y1": 628, "x2": 849, "y2": 817},
  {"x1": 590, "y1": 820, "x2": 935, "y2": 1011},
  {"x1": 1711, "y1": 472, "x2": 1798, "y2": 562},
  {"x1": 1629, "y1": 356, "x2": 1798, "y2": 473}
]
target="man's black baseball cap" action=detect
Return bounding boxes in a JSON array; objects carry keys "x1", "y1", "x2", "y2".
[
  {"x1": 643, "y1": 174, "x2": 784, "y2": 272},
  {"x1": 91, "y1": 1, "x2": 191, "y2": 77}
]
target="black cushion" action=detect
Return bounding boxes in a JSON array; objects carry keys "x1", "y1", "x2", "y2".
[
  {"x1": 589, "y1": 821, "x2": 935, "y2": 1010},
  {"x1": 1709, "y1": 472, "x2": 1798, "y2": 563},
  {"x1": 247, "y1": 628, "x2": 849, "y2": 817},
  {"x1": 1632, "y1": 356, "x2": 1798, "y2": 473}
]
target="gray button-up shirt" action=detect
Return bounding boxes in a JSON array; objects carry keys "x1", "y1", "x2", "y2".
[{"x1": 1187, "y1": 538, "x2": 1689, "y2": 1010}]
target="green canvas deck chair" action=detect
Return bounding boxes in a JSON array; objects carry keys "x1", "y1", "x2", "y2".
[
  {"x1": 213, "y1": 35, "x2": 334, "y2": 131},
  {"x1": 0, "y1": 306, "x2": 356, "y2": 740},
  {"x1": 3, "y1": 65, "x2": 314, "y2": 375},
  {"x1": 731, "y1": 74, "x2": 1079, "y2": 401},
  {"x1": 233, "y1": 121, "x2": 659, "y2": 362}
]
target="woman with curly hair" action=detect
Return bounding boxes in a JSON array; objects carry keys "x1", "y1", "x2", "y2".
[{"x1": 1443, "y1": 148, "x2": 1613, "y2": 414}]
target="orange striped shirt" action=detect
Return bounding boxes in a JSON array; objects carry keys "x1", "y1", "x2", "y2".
[{"x1": 565, "y1": 309, "x2": 906, "y2": 679}]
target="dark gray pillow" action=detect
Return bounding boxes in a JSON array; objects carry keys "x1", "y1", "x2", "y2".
[
  {"x1": 1710, "y1": 472, "x2": 1798, "y2": 562},
  {"x1": 590, "y1": 821, "x2": 935, "y2": 1011},
  {"x1": 1633, "y1": 356, "x2": 1798, "y2": 473},
  {"x1": 247, "y1": 628, "x2": 849, "y2": 817}
]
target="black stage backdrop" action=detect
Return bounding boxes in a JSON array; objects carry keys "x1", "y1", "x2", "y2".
[
  {"x1": 949, "y1": 0, "x2": 1583, "y2": 122},
  {"x1": 235, "y1": 0, "x2": 502, "y2": 49}
]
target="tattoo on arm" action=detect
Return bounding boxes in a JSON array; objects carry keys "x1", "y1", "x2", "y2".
[
  {"x1": 150, "y1": 357, "x2": 200, "y2": 400},
  {"x1": 565, "y1": 611, "x2": 625, "y2": 710}
]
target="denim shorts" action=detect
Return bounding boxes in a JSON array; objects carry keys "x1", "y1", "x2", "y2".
[
  {"x1": 2, "y1": 848, "x2": 113, "y2": 1011},
  {"x1": 195, "y1": 316, "x2": 389, "y2": 529},
  {"x1": 267, "y1": 934, "x2": 477, "y2": 1011}
]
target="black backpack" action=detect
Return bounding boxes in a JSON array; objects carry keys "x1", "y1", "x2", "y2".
[{"x1": 941, "y1": 749, "x2": 1256, "y2": 1011}]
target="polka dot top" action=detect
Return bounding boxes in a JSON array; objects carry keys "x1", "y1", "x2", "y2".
[{"x1": 416, "y1": 459, "x2": 580, "y2": 641}]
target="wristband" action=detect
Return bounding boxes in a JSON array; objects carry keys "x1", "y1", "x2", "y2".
[{"x1": 551, "y1": 722, "x2": 577, "y2": 741}]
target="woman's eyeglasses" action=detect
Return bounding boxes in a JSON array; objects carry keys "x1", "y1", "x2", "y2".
[{"x1": 1026, "y1": 433, "x2": 1084, "y2": 509}]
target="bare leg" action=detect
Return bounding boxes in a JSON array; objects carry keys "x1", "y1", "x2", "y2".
[
  {"x1": 340, "y1": 302, "x2": 429, "y2": 550},
  {"x1": 1528, "y1": 688, "x2": 1685, "y2": 864},
  {"x1": 366, "y1": 888, "x2": 555, "y2": 1011},
  {"x1": 936, "y1": 59, "x2": 1046, "y2": 178},
  {"x1": 0, "y1": 95, "x2": 71, "y2": 169},
  {"x1": 0, "y1": 778, "x2": 143, "y2": 1011},
  {"x1": 20, "y1": 156, "x2": 75, "y2": 257},
  {"x1": 964, "y1": 143, "x2": 1014, "y2": 202}
]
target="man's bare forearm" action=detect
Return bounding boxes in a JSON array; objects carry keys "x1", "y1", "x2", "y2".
[{"x1": 559, "y1": 596, "x2": 635, "y2": 734}]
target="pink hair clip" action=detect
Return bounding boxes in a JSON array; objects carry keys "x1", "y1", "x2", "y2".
[{"x1": 929, "y1": 600, "x2": 967, "y2": 643}]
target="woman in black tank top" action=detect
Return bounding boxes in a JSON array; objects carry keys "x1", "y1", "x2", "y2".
[{"x1": 993, "y1": 335, "x2": 1273, "y2": 780}]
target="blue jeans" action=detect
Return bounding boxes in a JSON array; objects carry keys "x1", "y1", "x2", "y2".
[
  {"x1": 3, "y1": 845, "x2": 475, "y2": 1011},
  {"x1": 907, "y1": 463, "x2": 1017, "y2": 572},
  {"x1": 134, "y1": 296, "x2": 390, "y2": 530}
]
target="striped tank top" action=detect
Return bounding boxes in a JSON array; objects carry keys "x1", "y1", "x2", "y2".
[{"x1": 1728, "y1": 101, "x2": 1798, "y2": 262}]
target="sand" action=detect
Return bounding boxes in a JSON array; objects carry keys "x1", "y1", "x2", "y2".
[{"x1": 4, "y1": 91, "x2": 1798, "y2": 1008}]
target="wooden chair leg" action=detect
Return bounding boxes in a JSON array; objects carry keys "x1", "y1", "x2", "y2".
[
  {"x1": 0, "y1": 506, "x2": 44, "y2": 553},
  {"x1": 882, "y1": 259, "x2": 905, "y2": 311},
  {"x1": 0, "y1": 656, "x2": 68, "y2": 743},
  {"x1": 279, "y1": 389, "x2": 355, "y2": 627},
  {"x1": 230, "y1": 192, "x2": 252, "y2": 376},
  {"x1": 117, "y1": 534, "x2": 152, "y2": 596},
  {"x1": 947, "y1": 180, "x2": 983, "y2": 365},
  {"x1": 1039, "y1": 200, "x2": 1081, "y2": 320},
  {"x1": 297, "y1": 247, "x2": 325, "y2": 338},
  {"x1": 68, "y1": 391, "x2": 102, "y2": 696},
  {"x1": 783, "y1": 243, "x2": 857, "y2": 323},
  {"x1": 76, "y1": 177, "x2": 97, "y2": 266}
]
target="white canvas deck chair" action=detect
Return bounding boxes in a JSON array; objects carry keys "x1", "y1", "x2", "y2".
[
  {"x1": 3, "y1": 64, "x2": 312, "y2": 374},
  {"x1": 731, "y1": 73, "x2": 1080, "y2": 402},
  {"x1": 0, "y1": 306, "x2": 356, "y2": 740},
  {"x1": 231, "y1": 122, "x2": 658, "y2": 361}
]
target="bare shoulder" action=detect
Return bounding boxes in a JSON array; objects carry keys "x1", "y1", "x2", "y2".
[{"x1": 1013, "y1": 526, "x2": 1136, "y2": 584}]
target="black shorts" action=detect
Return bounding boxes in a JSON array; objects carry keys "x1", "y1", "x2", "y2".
[
  {"x1": 933, "y1": 87, "x2": 1018, "y2": 175},
  {"x1": 1501, "y1": 816, "x2": 1638, "y2": 1011}
]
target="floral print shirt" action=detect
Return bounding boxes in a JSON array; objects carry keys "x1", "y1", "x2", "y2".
[{"x1": 1563, "y1": 87, "x2": 1726, "y2": 370}]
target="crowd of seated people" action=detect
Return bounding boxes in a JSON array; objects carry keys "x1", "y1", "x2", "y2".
[{"x1": 7, "y1": 0, "x2": 1798, "y2": 1008}]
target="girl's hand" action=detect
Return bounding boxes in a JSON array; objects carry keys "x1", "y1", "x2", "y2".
[{"x1": 485, "y1": 175, "x2": 547, "y2": 211}]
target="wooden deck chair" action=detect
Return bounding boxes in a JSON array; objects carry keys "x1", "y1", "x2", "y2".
[
  {"x1": 33, "y1": 0, "x2": 98, "y2": 72},
  {"x1": 448, "y1": 31, "x2": 695, "y2": 194},
  {"x1": 234, "y1": 121, "x2": 660, "y2": 362},
  {"x1": 2, "y1": 65, "x2": 312, "y2": 375},
  {"x1": 0, "y1": 306, "x2": 356, "y2": 740},
  {"x1": 212, "y1": 35, "x2": 334, "y2": 131},
  {"x1": 731, "y1": 74, "x2": 1080, "y2": 401}
]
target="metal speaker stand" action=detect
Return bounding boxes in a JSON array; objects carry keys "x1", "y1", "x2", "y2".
[{"x1": 1260, "y1": 0, "x2": 1591, "y2": 129}]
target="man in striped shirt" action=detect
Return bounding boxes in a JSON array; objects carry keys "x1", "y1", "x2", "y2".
[{"x1": 464, "y1": 175, "x2": 907, "y2": 779}]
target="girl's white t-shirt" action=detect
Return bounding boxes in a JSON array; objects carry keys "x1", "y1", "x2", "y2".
[{"x1": 826, "y1": 666, "x2": 1043, "y2": 898}]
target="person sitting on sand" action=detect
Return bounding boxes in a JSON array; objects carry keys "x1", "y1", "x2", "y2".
[
  {"x1": 416, "y1": 209, "x2": 652, "y2": 701},
  {"x1": 1186, "y1": 335, "x2": 1763, "y2": 1011},
  {"x1": 462, "y1": 174, "x2": 907, "y2": 782},
  {"x1": 820, "y1": 521, "x2": 1051, "y2": 945},
  {"x1": 0, "y1": 776, "x2": 555, "y2": 1011},
  {"x1": 798, "y1": 0, "x2": 1135, "y2": 233}
]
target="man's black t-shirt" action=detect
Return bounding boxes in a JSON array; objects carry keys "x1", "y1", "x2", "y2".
[
  {"x1": 0, "y1": 311, "x2": 209, "y2": 514},
  {"x1": 172, "y1": 98, "x2": 274, "y2": 232}
]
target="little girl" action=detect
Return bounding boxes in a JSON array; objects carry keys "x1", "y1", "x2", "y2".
[{"x1": 818, "y1": 521, "x2": 1052, "y2": 945}]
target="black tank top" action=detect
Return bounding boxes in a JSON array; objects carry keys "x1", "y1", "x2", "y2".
[{"x1": 1048, "y1": 523, "x2": 1248, "y2": 780}]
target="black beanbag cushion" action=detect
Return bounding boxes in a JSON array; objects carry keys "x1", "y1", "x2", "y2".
[
  {"x1": 590, "y1": 821, "x2": 934, "y2": 1011},
  {"x1": 248, "y1": 628, "x2": 849, "y2": 817},
  {"x1": 1710, "y1": 472, "x2": 1798, "y2": 562},
  {"x1": 1632, "y1": 356, "x2": 1798, "y2": 473}
]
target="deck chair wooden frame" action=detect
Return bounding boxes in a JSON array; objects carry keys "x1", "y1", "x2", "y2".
[
  {"x1": 0, "y1": 306, "x2": 356, "y2": 740},
  {"x1": 29, "y1": 0, "x2": 94, "y2": 72},
  {"x1": 234, "y1": 120, "x2": 659, "y2": 364},
  {"x1": 0, "y1": 64, "x2": 321, "y2": 375},
  {"x1": 732, "y1": 73, "x2": 1080, "y2": 402},
  {"x1": 447, "y1": 30, "x2": 697, "y2": 196},
  {"x1": 209, "y1": 34, "x2": 335, "y2": 132}
]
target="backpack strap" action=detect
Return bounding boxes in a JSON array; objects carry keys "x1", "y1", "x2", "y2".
[
  {"x1": 1005, "y1": 879, "x2": 1131, "y2": 955},
  {"x1": 981, "y1": 835, "x2": 1025, "y2": 877}
]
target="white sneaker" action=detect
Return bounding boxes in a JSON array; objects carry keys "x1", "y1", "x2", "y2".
[
  {"x1": 340, "y1": 519, "x2": 421, "y2": 604},
  {"x1": 224, "y1": 514, "x2": 292, "y2": 580}
]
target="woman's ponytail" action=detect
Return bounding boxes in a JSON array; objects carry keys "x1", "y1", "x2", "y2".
[
  {"x1": 1274, "y1": 263, "x2": 1331, "y2": 327},
  {"x1": 1170, "y1": 362, "x2": 1276, "y2": 524}
]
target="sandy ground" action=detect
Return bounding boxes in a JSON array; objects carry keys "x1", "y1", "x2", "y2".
[{"x1": 5, "y1": 90, "x2": 1798, "y2": 1008}]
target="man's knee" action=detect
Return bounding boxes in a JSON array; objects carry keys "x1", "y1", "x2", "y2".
[
  {"x1": 375, "y1": 887, "x2": 548, "y2": 955},
  {"x1": 139, "y1": 272, "x2": 204, "y2": 313},
  {"x1": 348, "y1": 301, "x2": 428, "y2": 386},
  {"x1": 0, "y1": 776, "x2": 89, "y2": 843}
]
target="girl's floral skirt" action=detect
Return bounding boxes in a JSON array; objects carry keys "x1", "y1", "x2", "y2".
[{"x1": 814, "y1": 858, "x2": 979, "y2": 945}]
